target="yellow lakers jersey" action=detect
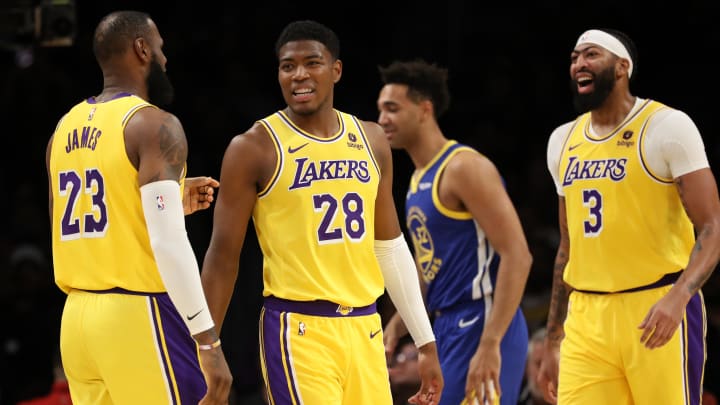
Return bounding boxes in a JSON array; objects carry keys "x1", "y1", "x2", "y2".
[
  {"x1": 50, "y1": 93, "x2": 180, "y2": 293},
  {"x1": 558, "y1": 100, "x2": 695, "y2": 292},
  {"x1": 254, "y1": 110, "x2": 384, "y2": 306}
]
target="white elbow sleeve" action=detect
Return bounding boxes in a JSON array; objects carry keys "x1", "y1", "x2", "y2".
[
  {"x1": 141, "y1": 180, "x2": 214, "y2": 335},
  {"x1": 375, "y1": 234, "x2": 435, "y2": 347}
]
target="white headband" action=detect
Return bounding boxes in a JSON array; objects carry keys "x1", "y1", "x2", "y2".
[{"x1": 575, "y1": 29, "x2": 633, "y2": 78}]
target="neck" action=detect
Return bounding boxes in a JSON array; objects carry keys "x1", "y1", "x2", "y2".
[
  {"x1": 405, "y1": 122, "x2": 448, "y2": 169},
  {"x1": 590, "y1": 90, "x2": 636, "y2": 133},
  {"x1": 284, "y1": 105, "x2": 339, "y2": 138},
  {"x1": 97, "y1": 71, "x2": 146, "y2": 102}
]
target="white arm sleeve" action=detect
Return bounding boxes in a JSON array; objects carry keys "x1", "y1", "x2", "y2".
[
  {"x1": 141, "y1": 180, "x2": 214, "y2": 336},
  {"x1": 643, "y1": 108, "x2": 709, "y2": 179},
  {"x1": 546, "y1": 122, "x2": 575, "y2": 196},
  {"x1": 375, "y1": 234, "x2": 435, "y2": 347}
]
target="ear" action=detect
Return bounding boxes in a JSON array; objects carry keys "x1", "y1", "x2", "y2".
[
  {"x1": 617, "y1": 58, "x2": 630, "y2": 79},
  {"x1": 333, "y1": 59, "x2": 342, "y2": 84},
  {"x1": 133, "y1": 37, "x2": 151, "y2": 63},
  {"x1": 420, "y1": 99, "x2": 434, "y2": 120}
]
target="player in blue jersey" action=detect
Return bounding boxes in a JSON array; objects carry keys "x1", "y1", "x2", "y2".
[{"x1": 377, "y1": 59, "x2": 532, "y2": 405}]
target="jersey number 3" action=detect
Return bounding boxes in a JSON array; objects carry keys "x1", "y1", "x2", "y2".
[
  {"x1": 58, "y1": 169, "x2": 108, "y2": 240},
  {"x1": 582, "y1": 188, "x2": 603, "y2": 236}
]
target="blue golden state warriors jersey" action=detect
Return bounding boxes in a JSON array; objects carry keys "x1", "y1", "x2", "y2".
[
  {"x1": 253, "y1": 110, "x2": 384, "y2": 307},
  {"x1": 558, "y1": 100, "x2": 694, "y2": 292},
  {"x1": 50, "y1": 93, "x2": 181, "y2": 293},
  {"x1": 406, "y1": 141, "x2": 498, "y2": 312}
]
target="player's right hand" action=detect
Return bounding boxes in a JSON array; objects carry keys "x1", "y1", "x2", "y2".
[
  {"x1": 409, "y1": 342, "x2": 444, "y2": 405},
  {"x1": 537, "y1": 339, "x2": 560, "y2": 404},
  {"x1": 198, "y1": 346, "x2": 233, "y2": 405}
]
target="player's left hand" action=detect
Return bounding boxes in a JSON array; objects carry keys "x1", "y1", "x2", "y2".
[
  {"x1": 183, "y1": 176, "x2": 220, "y2": 215},
  {"x1": 638, "y1": 290, "x2": 687, "y2": 349},
  {"x1": 465, "y1": 339, "x2": 501, "y2": 405},
  {"x1": 409, "y1": 341, "x2": 443, "y2": 405}
]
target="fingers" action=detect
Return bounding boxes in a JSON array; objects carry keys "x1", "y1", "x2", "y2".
[
  {"x1": 204, "y1": 176, "x2": 220, "y2": 187},
  {"x1": 538, "y1": 371, "x2": 557, "y2": 404},
  {"x1": 409, "y1": 382, "x2": 439, "y2": 405}
]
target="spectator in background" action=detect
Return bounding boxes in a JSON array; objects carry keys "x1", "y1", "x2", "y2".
[
  {"x1": 518, "y1": 328, "x2": 550, "y2": 405},
  {"x1": 389, "y1": 337, "x2": 422, "y2": 405}
]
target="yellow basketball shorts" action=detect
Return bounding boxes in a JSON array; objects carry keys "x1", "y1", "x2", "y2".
[
  {"x1": 559, "y1": 286, "x2": 706, "y2": 405},
  {"x1": 60, "y1": 289, "x2": 206, "y2": 404},
  {"x1": 259, "y1": 296, "x2": 393, "y2": 405}
]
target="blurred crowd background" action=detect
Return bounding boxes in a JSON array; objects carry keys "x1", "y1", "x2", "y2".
[{"x1": 1, "y1": 1, "x2": 719, "y2": 404}]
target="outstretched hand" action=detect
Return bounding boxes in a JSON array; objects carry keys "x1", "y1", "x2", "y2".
[
  {"x1": 408, "y1": 342, "x2": 443, "y2": 405},
  {"x1": 184, "y1": 176, "x2": 220, "y2": 215}
]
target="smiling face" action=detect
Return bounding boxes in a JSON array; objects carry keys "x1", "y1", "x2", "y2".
[
  {"x1": 277, "y1": 39, "x2": 341, "y2": 116},
  {"x1": 377, "y1": 83, "x2": 425, "y2": 150},
  {"x1": 569, "y1": 44, "x2": 621, "y2": 113}
]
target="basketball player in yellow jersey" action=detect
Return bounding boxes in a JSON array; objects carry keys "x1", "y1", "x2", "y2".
[
  {"x1": 538, "y1": 28, "x2": 720, "y2": 405},
  {"x1": 46, "y1": 11, "x2": 231, "y2": 404},
  {"x1": 200, "y1": 20, "x2": 443, "y2": 405}
]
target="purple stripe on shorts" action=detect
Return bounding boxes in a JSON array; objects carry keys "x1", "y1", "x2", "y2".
[
  {"x1": 684, "y1": 293, "x2": 705, "y2": 405},
  {"x1": 261, "y1": 308, "x2": 296, "y2": 405},
  {"x1": 155, "y1": 294, "x2": 207, "y2": 404},
  {"x1": 150, "y1": 298, "x2": 178, "y2": 405},
  {"x1": 264, "y1": 296, "x2": 376, "y2": 317}
]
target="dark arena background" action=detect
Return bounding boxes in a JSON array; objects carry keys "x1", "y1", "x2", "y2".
[{"x1": 1, "y1": 1, "x2": 718, "y2": 404}]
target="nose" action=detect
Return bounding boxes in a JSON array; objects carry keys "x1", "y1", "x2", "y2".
[
  {"x1": 378, "y1": 110, "x2": 389, "y2": 126},
  {"x1": 293, "y1": 65, "x2": 310, "y2": 80}
]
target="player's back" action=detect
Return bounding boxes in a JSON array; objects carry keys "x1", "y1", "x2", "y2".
[
  {"x1": 405, "y1": 140, "x2": 498, "y2": 312},
  {"x1": 49, "y1": 93, "x2": 165, "y2": 293}
]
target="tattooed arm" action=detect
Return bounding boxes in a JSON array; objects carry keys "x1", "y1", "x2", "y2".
[
  {"x1": 638, "y1": 168, "x2": 720, "y2": 348},
  {"x1": 537, "y1": 196, "x2": 572, "y2": 404},
  {"x1": 125, "y1": 107, "x2": 233, "y2": 402}
]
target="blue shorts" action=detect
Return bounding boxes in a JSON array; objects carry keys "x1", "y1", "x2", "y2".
[{"x1": 433, "y1": 300, "x2": 528, "y2": 405}]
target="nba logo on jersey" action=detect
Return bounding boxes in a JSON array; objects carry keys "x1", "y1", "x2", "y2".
[
  {"x1": 336, "y1": 305, "x2": 354, "y2": 316},
  {"x1": 298, "y1": 321, "x2": 306, "y2": 336},
  {"x1": 88, "y1": 107, "x2": 96, "y2": 121},
  {"x1": 156, "y1": 195, "x2": 165, "y2": 210}
]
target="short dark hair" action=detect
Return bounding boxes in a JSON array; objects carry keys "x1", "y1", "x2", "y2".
[
  {"x1": 275, "y1": 20, "x2": 340, "y2": 60},
  {"x1": 599, "y1": 28, "x2": 639, "y2": 80},
  {"x1": 93, "y1": 11, "x2": 152, "y2": 65},
  {"x1": 378, "y1": 59, "x2": 451, "y2": 118}
]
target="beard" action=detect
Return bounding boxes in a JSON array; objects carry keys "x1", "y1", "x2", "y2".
[
  {"x1": 146, "y1": 57, "x2": 174, "y2": 107},
  {"x1": 570, "y1": 65, "x2": 616, "y2": 113}
]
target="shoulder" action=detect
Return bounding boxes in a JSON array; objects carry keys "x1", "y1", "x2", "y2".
[
  {"x1": 356, "y1": 118, "x2": 390, "y2": 153},
  {"x1": 548, "y1": 120, "x2": 576, "y2": 147},
  {"x1": 222, "y1": 121, "x2": 275, "y2": 166},
  {"x1": 648, "y1": 105, "x2": 697, "y2": 131},
  {"x1": 355, "y1": 118, "x2": 385, "y2": 140},
  {"x1": 547, "y1": 120, "x2": 576, "y2": 161},
  {"x1": 445, "y1": 147, "x2": 497, "y2": 177},
  {"x1": 126, "y1": 107, "x2": 184, "y2": 140}
]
